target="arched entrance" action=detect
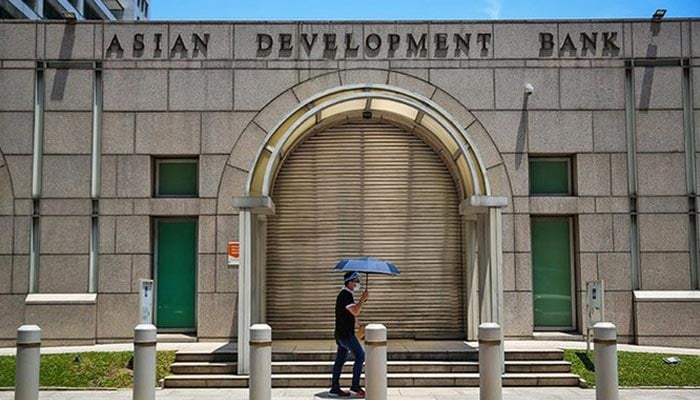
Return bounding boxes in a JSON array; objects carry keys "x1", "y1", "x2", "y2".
[
  {"x1": 266, "y1": 119, "x2": 463, "y2": 339},
  {"x1": 234, "y1": 83, "x2": 506, "y2": 373}
]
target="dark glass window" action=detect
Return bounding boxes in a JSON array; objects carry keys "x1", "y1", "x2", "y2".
[
  {"x1": 529, "y1": 158, "x2": 572, "y2": 195},
  {"x1": 156, "y1": 159, "x2": 198, "y2": 197}
]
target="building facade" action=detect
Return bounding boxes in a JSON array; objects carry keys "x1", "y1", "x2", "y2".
[
  {"x1": 0, "y1": 0, "x2": 149, "y2": 21},
  {"x1": 0, "y1": 19, "x2": 699, "y2": 350}
]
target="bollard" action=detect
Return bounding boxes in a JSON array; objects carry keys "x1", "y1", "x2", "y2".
[
  {"x1": 594, "y1": 322, "x2": 618, "y2": 400},
  {"x1": 133, "y1": 324, "x2": 157, "y2": 400},
  {"x1": 365, "y1": 324, "x2": 387, "y2": 400},
  {"x1": 249, "y1": 324, "x2": 272, "y2": 400},
  {"x1": 478, "y1": 323, "x2": 502, "y2": 400},
  {"x1": 15, "y1": 325, "x2": 41, "y2": 400}
]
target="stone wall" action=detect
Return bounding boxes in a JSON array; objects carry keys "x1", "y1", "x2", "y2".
[{"x1": 0, "y1": 19, "x2": 698, "y2": 346}]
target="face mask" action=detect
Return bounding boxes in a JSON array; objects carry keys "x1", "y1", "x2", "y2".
[{"x1": 353, "y1": 283, "x2": 361, "y2": 292}]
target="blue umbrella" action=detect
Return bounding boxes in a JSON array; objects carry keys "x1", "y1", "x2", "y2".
[{"x1": 334, "y1": 257, "x2": 400, "y2": 289}]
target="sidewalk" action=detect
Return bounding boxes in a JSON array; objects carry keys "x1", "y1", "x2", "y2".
[
  {"x1": 2, "y1": 339, "x2": 700, "y2": 356},
  {"x1": 1, "y1": 340, "x2": 698, "y2": 399},
  {"x1": 1, "y1": 388, "x2": 700, "y2": 400}
]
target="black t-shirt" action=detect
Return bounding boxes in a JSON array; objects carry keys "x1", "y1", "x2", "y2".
[{"x1": 334, "y1": 288, "x2": 355, "y2": 339}]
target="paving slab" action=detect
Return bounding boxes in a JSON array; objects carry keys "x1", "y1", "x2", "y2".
[
  {"x1": 2, "y1": 339, "x2": 699, "y2": 357},
  {"x1": 0, "y1": 388, "x2": 699, "y2": 400}
]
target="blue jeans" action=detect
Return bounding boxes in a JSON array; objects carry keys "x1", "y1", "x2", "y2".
[{"x1": 331, "y1": 334, "x2": 365, "y2": 390}]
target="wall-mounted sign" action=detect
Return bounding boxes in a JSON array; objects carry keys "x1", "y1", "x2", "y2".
[
  {"x1": 102, "y1": 27, "x2": 621, "y2": 60},
  {"x1": 105, "y1": 32, "x2": 210, "y2": 59},
  {"x1": 228, "y1": 241, "x2": 240, "y2": 266}
]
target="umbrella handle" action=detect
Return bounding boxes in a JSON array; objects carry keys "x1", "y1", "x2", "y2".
[{"x1": 366, "y1": 272, "x2": 369, "y2": 291}]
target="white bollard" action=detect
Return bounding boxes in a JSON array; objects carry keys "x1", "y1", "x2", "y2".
[
  {"x1": 133, "y1": 324, "x2": 157, "y2": 400},
  {"x1": 479, "y1": 323, "x2": 502, "y2": 400},
  {"x1": 15, "y1": 325, "x2": 41, "y2": 400},
  {"x1": 365, "y1": 324, "x2": 387, "y2": 400},
  {"x1": 249, "y1": 324, "x2": 272, "y2": 400},
  {"x1": 594, "y1": 322, "x2": 619, "y2": 400}
]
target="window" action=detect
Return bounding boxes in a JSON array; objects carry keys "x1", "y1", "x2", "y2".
[
  {"x1": 529, "y1": 157, "x2": 572, "y2": 195},
  {"x1": 156, "y1": 159, "x2": 198, "y2": 197}
]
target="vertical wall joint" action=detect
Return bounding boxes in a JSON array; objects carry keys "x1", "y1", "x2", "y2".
[
  {"x1": 88, "y1": 64, "x2": 103, "y2": 293},
  {"x1": 682, "y1": 60, "x2": 699, "y2": 289},
  {"x1": 28, "y1": 62, "x2": 44, "y2": 293},
  {"x1": 624, "y1": 62, "x2": 640, "y2": 291}
]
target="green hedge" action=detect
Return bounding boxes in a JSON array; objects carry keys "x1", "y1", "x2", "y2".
[
  {"x1": 0, "y1": 351, "x2": 176, "y2": 388},
  {"x1": 565, "y1": 350, "x2": 700, "y2": 387}
]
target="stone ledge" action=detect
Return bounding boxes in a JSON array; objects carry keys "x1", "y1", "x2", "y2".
[
  {"x1": 459, "y1": 195, "x2": 509, "y2": 215},
  {"x1": 529, "y1": 196, "x2": 578, "y2": 214},
  {"x1": 633, "y1": 290, "x2": 700, "y2": 302},
  {"x1": 133, "y1": 198, "x2": 201, "y2": 215},
  {"x1": 233, "y1": 196, "x2": 275, "y2": 214},
  {"x1": 25, "y1": 293, "x2": 97, "y2": 305},
  {"x1": 633, "y1": 292, "x2": 700, "y2": 347}
]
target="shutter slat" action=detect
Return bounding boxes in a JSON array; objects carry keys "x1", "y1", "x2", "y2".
[{"x1": 267, "y1": 121, "x2": 464, "y2": 339}]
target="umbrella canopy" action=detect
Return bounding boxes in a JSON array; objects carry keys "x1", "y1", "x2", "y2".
[{"x1": 334, "y1": 257, "x2": 400, "y2": 275}]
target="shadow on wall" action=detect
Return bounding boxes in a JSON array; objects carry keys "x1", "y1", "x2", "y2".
[
  {"x1": 50, "y1": 23, "x2": 77, "y2": 102},
  {"x1": 638, "y1": 22, "x2": 661, "y2": 111},
  {"x1": 515, "y1": 94, "x2": 529, "y2": 170}
]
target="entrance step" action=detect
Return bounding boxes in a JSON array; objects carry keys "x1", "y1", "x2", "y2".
[
  {"x1": 162, "y1": 372, "x2": 581, "y2": 388},
  {"x1": 532, "y1": 332, "x2": 586, "y2": 341},
  {"x1": 170, "y1": 360, "x2": 572, "y2": 375},
  {"x1": 173, "y1": 349, "x2": 564, "y2": 363},
  {"x1": 163, "y1": 346, "x2": 581, "y2": 388},
  {"x1": 157, "y1": 333, "x2": 197, "y2": 343}
]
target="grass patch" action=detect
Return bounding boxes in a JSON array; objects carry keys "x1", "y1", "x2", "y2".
[
  {"x1": 565, "y1": 350, "x2": 700, "y2": 387},
  {"x1": 0, "y1": 351, "x2": 176, "y2": 388}
]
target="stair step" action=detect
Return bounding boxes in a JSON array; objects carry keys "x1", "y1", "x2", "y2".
[
  {"x1": 157, "y1": 333, "x2": 197, "y2": 343},
  {"x1": 175, "y1": 350, "x2": 564, "y2": 363},
  {"x1": 171, "y1": 362, "x2": 237, "y2": 374},
  {"x1": 506, "y1": 361, "x2": 572, "y2": 373},
  {"x1": 170, "y1": 360, "x2": 571, "y2": 375},
  {"x1": 162, "y1": 372, "x2": 581, "y2": 388}
]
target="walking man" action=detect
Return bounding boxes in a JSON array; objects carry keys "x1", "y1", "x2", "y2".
[{"x1": 330, "y1": 271, "x2": 369, "y2": 397}]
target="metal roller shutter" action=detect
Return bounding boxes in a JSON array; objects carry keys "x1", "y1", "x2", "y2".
[{"x1": 267, "y1": 120, "x2": 463, "y2": 339}]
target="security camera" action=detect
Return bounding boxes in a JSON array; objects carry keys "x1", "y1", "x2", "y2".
[{"x1": 524, "y1": 83, "x2": 534, "y2": 95}]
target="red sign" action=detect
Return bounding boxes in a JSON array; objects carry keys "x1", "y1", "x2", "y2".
[{"x1": 228, "y1": 242, "x2": 240, "y2": 265}]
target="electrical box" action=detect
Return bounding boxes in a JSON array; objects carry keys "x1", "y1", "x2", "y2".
[
  {"x1": 587, "y1": 281, "x2": 602, "y2": 309},
  {"x1": 139, "y1": 279, "x2": 154, "y2": 324},
  {"x1": 586, "y1": 280, "x2": 604, "y2": 328},
  {"x1": 585, "y1": 280, "x2": 605, "y2": 352}
]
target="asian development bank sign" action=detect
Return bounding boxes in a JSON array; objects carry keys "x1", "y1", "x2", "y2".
[
  {"x1": 104, "y1": 27, "x2": 621, "y2": 59},
  {"x1": 254, "y1": 31, "x2": 620, "y2": 58}
]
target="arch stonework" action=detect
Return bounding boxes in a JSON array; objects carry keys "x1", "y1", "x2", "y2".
[
  {"x1": 220, "y1": 69, "x2": 514, "y2": 210},
  {"x1": 228, "y1": 70, "x2": 509, "y2": 374},
  {"x1": 245, "y1": 83, "x2": 490, "y2": 199}
]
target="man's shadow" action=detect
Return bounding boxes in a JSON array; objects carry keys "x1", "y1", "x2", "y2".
[{"x1": 315, "y1": 391, "x2": 362, "y2": 398}]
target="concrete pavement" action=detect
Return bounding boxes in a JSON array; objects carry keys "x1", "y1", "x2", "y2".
[
  {"x1": 2, "y1": 339, "x2": 700, "y2": 357},
  {"x1": 1, "y1": 388, "x2": 700, "y2": 400},
  {"x1": 1, "y1": 340, "x2": 698, "y2": 399}
]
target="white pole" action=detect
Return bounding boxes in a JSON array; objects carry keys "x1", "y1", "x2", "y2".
[
  {"x1": 15, "y1": 325, "x2": 41, "y2": 400},
  {"x1": 479, "y1": 322, "x2": 502, "y2": 400},
  {"x1": 250, "y1": 324, "x2": 272, "y2": 400},
  {"x1": 133, "y1": 324, "x2": 157, "y2": 400},
  {"x1": 237, "y1": 209, "x2": 253, "y2": 374},
  {"x1": 594, "y1": 322, "x2": 619, "y2": 400},
  {"x1": 365, "y1": 324, "x2": 387, "y2": 400}
]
